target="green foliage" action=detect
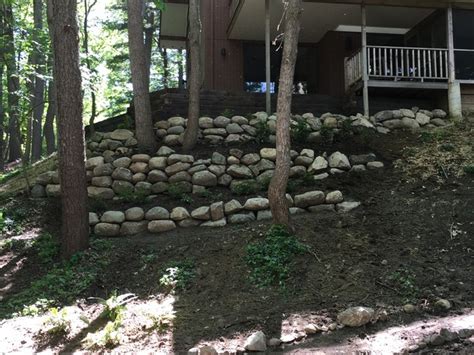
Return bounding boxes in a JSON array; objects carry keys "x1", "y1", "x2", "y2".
[
  {"x1": 144, "y1": 309, "x2": 175, "y2": 333},
  {"x1": 231, "y1": 180, "x2": 261, "y2": 196},
  {"x1": 0, "y1": 206, "x2": 28, "y2": 235},
  {"x1": 83, "y1": 317, "x2": 124, "y2": 349},
  {"x1": 291, "y1": 119, "x2": 311, "y2": 142},
  {"x1": 245, "y1": 225, "x2": 308, "y2": 288},
  {"x1": 462, "y1": 165, "x2": 474, "y2": 174},
  {"x1": 439, "y1": 143, "x2": 455, "y2": 152},
  {"x1": 43, "y1": 307, "x2": 72, "y2": 335},
  {"x1": 33, "y1": 233, "x2": 59, "y2": 264},
  {"x1": 159, "y1": 260, "x2": 195, "y2": 291},
  {"x1": 320, "y1": 125, "x2": 334, "y2": 143},
  {"x1": 338, "y1": 119, "x2": 354, "y2": 139},
  {"x1": 167, "y1": 183, "x2": 193, "y2": 204},
  {"x1": 221, "y1": 108, "x2": 235, "y2": 118},
  {"x1": 0, "y1": 238, "x2": 113, "y2": 318},
  {"x1": 388, "y1": 269, "x2": 419, "y2": 302},
  {"x1": 254, "y1": 120, "x2": 271, "y2": 144},
  {"x1": 116, "y1": 188, "x2": 148, "y2": 204},
  {"x1": 97, "y1": 291, "x2": 136, "y2": 322}
]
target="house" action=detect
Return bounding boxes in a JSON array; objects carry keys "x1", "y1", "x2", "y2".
[{"x1": 159, "y1": 0, "x2": 474, "y2": 117}]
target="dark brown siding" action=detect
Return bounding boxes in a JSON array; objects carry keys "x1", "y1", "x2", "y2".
[
  {"x1": 317, "y1": 31, "x2": 361, "y2": 97},
  {"x1": 202, "y1": 0, "x2": 243, "y2": 92}
]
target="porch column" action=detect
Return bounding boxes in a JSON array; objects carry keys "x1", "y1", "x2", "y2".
[
  {"x1": 265, "y1": 0, "x2": 271, "y2": 115},
  {"x1": 447, "y1": 5, "x2": 463, "y2": 120},
  {"x1": 361, "y1": 4, "x2": 369, "y2": 117}
]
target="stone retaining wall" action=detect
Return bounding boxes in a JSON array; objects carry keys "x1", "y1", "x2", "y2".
[
  {"x1": 90, "y1": 191, "x2": 361, "y2": 237},
  {"x1": 31, "y1": 145, "x2": 383, "y2": 199}
]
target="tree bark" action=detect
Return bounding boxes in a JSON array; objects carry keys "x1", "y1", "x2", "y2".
[
  {"x1": 31, "y1": 0, "x2": 46, "y2": 163},
  {"x1": 52, "y1": 0, "x2": 89, "y2": 258},
  {"x1": 127, "y1": 0, "x2": 157, "y2": 153},
  {"x1": 182, "y1": 0, "x2": 201, "y2": 152},
  {"x1": 3, "y1": 3, "x2": 22, "y2": 162},
  {"x1": 84, "y1": 0, "x2": 98, "y2": 135},
  {"x1": 0, "y1": 10, "x2": 5, "y2": 171},
  {"x1": 144, "y1": 3, "x2": 154, "y2": 82},
  {"x1": 268, "y1": 0, "x2": 302, "y2": 227},
  {"x1": 43, "y1": 79, "x2": 57, "y2": 154},
  {"x1": 178, "y1": 48, "x2": 184, "y2": 90},
  {"x1": 161, "y1": 48, "x2": 169, "y2": 88}
]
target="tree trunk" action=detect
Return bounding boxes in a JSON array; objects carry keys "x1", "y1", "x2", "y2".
[
  {"x1": 178, "y1": 48, "x2": 184, "y2": 90},
  {"x1": 144, "y1": 4, "x2": 154, "y2": 82},
  {"x1": 52, "y1": 0, "x2": 89, "y2": 258},
  {"x1": 3, "y1": 3, "x2": 22, "y2": 162},
  {"x1": 182, "y1": 0, "x2": 201, "y2": 152},
  {"x1": 161, "y1": 48, "x2": 169, "y2": 88},
  {"x1": 127, "y1": 0, "x2": 157, "y2": 153},
  {"x1": 83, "y1": 0, "x2": 98, "y2": 135},
  {"x1": 31, "y1": 0, "x2": 46, "y2": 163},
  {"x1": 268, "y1": 0, "x2": 302, "y2": 227},
  {"x1": 43, "y1": 79, "x2": 57, "y2": 154},
  {"x1": 0, "y1": 62, "x2": 4, "y2": 172}
]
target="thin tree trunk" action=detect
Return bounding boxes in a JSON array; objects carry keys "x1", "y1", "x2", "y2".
[
  {"x1": 144, "y1": 4, "x2": 154, "y2": 82},
  {"x1": 268, "y1": 0, "x2": 302, "y2": 227},
  {"x1": 0, "y1": 63, "x2": 4, "y2": 172},
  {"x1": 3, "y1": 3, "x2": 22, "y2": 162},
  {"x1": 128, "y1": 0, "x2": 157, "y2": 153},
  {"x1": 178, "y1": 48, "x2": 184, "y2": 90},
  {"x1": 52, "y1": 0, "x2": 89, "y2": 258},
  {"x1": 182, "y1": 0, "x2": 201, "y2": 152},
  {"x1": 161, "y1": 48, "x2": 169, "y2": 88},
  {"x1": 43, "y1": 79, "x2": 56, "y2": 154},
  {"x1": 31, "y1": 0, "x2": 45, "y2": 163},
  {"x1": 83, "y1": 0, "x2": 98, "y2": 135}
]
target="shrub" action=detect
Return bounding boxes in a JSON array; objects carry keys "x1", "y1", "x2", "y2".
[
  {"x1": 167, "y1": 182, "x2": 193, "y2": 204},
  {"x1": 319, "y1": 125, "x2": 334, "y2": 143},
  {"x1": 33, "y1": 233, "x2": 60, "y2": 264},
  {"x1": 83, "y1": 319, "x2": 124, "y2": 349},
  {"x1": 159, "y1": 260, "x2": 195, "y2": 291},
  {"x1": 231, "y1": 180, "x2": 261, "y2": 195},
  {"x1": 464, "y1": 165, "x2": 474, "y2": 175},
  {"x1": 221, "y1": 108, "x2": 235, "y2": 117},
  {"x1": 245, "y1": 225, "x2": 308, "y2": 288},
  {"x1": 254, "y1": 120, "x2": 271, "y2": 144},
  {"x1": 43, "y1": 307, "x2": 71, "y2": 335},
  {"x1": 291, "y1": 119, "x2": 311, "y2": 143},
  {"x1": 116, "y1": 188, "x2": 148, "y2": 204}
]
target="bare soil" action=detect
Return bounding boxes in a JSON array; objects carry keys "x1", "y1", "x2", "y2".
[{"x1": 0, "y1": 127, "x2": 473, "y2": 354}]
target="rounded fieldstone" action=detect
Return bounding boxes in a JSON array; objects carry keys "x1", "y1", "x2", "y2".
[
  {"x1": 130, "y1": 162, "x2": 149, "y2": 174},
  {"x1": 208, "y1": 165, "x2": 226, "y2": 177},
  {"x1": 228, "y1": 212, "x2": 256, "y2": 224},
  {"x1": 156, "y1": 146, "x2": 175, "y2": 156},
  {"x1": 211, "y1": 152, "x2": 226, "y2": 165},
  {"x1": 294, "y1": 191, "x2": 325, "y2": 208},
  {"x1": 218, "y1": 174, "x2": 233, "y2": 186},
  {"x1": 227, "y1": 165, "x2": 253, "y2": 179},
  {"x1": 170, "y1": 207, "x2": 190, "y2": 221},
  {"x1": 244, "y1": 197, "x2": 270, "y2": 211},
  {"x1": 149, "y1": 157, "x2": 167, "y2": 170},
  {"x1": 120, "y1": 221, "x2": 148, "y2": 236},
  {"x1": 132, "y1": 172, "x2": 147, "y2": 184},
  {"x1": 201, "y1": 218, "x2": 227, "y2": 227},
  {"x1": 168, "y1": 116, "x2": 185, "y2": 126},
  {"x1": 210, "y1": 201, "x2": 224, "y2": 220},
  {"x1": 148, "y1": 220, "x2": 176, "y2": 233},
  {"x1": 168, "y1": 126, "x2": 184, "y2": 135},
  {"x1": 145, "y1": 206, "x2": 170, "y2": 220},
  {"x1": 337, "y1": 307, "x2": 374, "y2": 327},
  {"x1": 94, "y1": 223, "x2": 120, "y2": 237},
  {"x1": 165, "y1": 162, "x2": 191, "y2": 176},
  {"x1": 168, "y1": 154, "x2": 194, "y2": 164},
  {"x1": 131, "y1": 154, "x2": 150, "y2": 163},
  {"x1": 92, "y1": 176, "x2": 112, "y2": 188},
  {"x1": 87, "y1": 186, "x2": 115, "y2": 200},
  {"x1": 199, "y1": 116, "x2": 214, "y2": 129},
  {"x1": 367, "y1": 161, "x2": 384, "y2": 170},
  {"x1": 226, "y1": 123, "x2": 244, "y2": 134},
  {"x1": 89, "y1": 212, "x2": 100, "y2": 225},
  {"x1": 31, "y1": 184, "x2": 46, "y2": 198},
  {"x1": 113, "y1": 157, "x2": 132, "y2": 169},
  {"x1": 93, "y1": 163, "x2": 114, "y2": 177},
  {"x1": 260, "y1": 148, "x2": 276, "y2": 161},
  {"x1": 112, "y1": 180, "x2": 134, "y2": 194},
  {"x1": 86, "y1": 156, "x2": 104, "y2": 170},
  {"x1": 125, "y1": 207, "x2": 145, "y2": 221},
  {"x1": 151, "y1": 182, "x2": 168, "y2": 194},
  {"x1": 46, "y1": 184, "x2": 61, "y2": 197},
  {"x1": 328, "y1": 152, "x2": 351, "y2": 170},
  {"x1": 224, "y1": 199, "x2": 243, "y2": 214},
  {"x1": 101, "y1": 211, "x2": 125, "y2": 223},
  {"x1": 192, "y1": 171, "x2": 217, "y2": 187},
  {"x1": 214, "y1": 116, "x2": 230, "y2": 127},
  {"x1": 308, "y1": 156, "x2": 328, "y2": 173},
  {"x1": 326, "y1": 190, "x2": 344, "y2": 204},
  {"x1": 36, "y1": 171, "x2": 56, "y2": 185},
  {"x1": 241, "y1": 153, "x2": 261, "y2": 166},
  {"x1": 191, "y1": 206, "x2": 210, "y2": 220},
  {"x1": 168, "y1": 171, "x2": 192, "y2": 183},
  {"x1": 110, "y1": 129, "x2": 134, "y2": 141},
  {"x1": 112, "y1": 167, "x2": 133, "y2": 181},
  {"x1": 148, "y1": 169, "x2": 168, "y2": 183}
]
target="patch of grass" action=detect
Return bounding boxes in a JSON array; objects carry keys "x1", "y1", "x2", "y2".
[
  {"x1": 167, "y1": 182, "x2": 193, "y2": 204},
  {"x1": 245, "y1": 225, "x2": 309, "y2": 288},
  {"x1": 231, "y1": 180, "x2": 261, "y2": 196},
  {"x1": 83, "y1": 317, "x2": 124, "y2": 349},
  {"x1": 0, "y1": 238, "x2": 114, "y2": 318},
  {"x1": 220, "y1": 108, "x2": 235, "y2": 118},
  {"x1": 116, "y1": 188, "x2": 148, "y2": 204},
  {"x1": 33, "y1": 233, "x2": 60, "y2": 264},
  {"x1": 0, "y1": 206, "x2": 29, "y2": 235},
  {"x1": 463, "y1": 165, "x2": 474, "y2": 175},
  {"x1": 388, "y1": 268, "x2": 419, "y2": 302},
  {"x1": 159, "y1": 260, "x2": 195, "y2": 292}
]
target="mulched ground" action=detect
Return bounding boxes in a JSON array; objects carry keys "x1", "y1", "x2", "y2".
[{"x1": 0, "y1": 128, "x2": 473, "y2": 353}]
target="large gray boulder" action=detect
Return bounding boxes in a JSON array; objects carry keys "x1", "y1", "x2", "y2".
[
  {"x1": 294, "y1": 191, "x2": 325, "y2": 208},
  {"x1": 192, "y1": 171, "x2": 217, "y2": 187},
  {"x1": 94, "y1": 223, "x2": 120, "y2": 237},
  {"x1": 227, "y1": 165, "x2": 253, "y2": 179},
  {"x1": 244, "y1": 197, "x2": 269, "y2": 211},
  {"x1": 337, "y1": 307, "x2": 374, "y2": 327},
  {"x1": 328, "y1": 152, "x2": 351, "y2": 170},
  {"x1": 101, "y1": 211, "x2": 125, "y2": 224},
  {"x1": 145, "y1": 206, "x2": 170, "y2": 220},
  {"x1": 244, "y1": 331, "x2": 267, "y2": 352},
  {"x1": 148, "y1": 220, "x2": 176, "y2": 233}
]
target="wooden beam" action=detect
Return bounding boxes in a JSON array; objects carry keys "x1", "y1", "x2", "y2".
[
  {"x1": 265, "y1": 0, "x2": 271, "y2": 114},
  {"x1": 303, "y1": 0, "x2": 474, "y2": 10},
  {"x1": 447, "y1": 6, "x2": 456, "y2": 84},
  {"x1": 368, "y1": 80, "x2": 449, "y2": 89},
  {"x1": 361, "y1": 4, "x2": 369, "y2": 117}
]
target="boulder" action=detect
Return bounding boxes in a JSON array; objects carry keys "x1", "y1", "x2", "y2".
[
  {"x1": 324, "y1": 116, "x2": 338, "y2": 128},
  {"x1": 191, "y1": 206, "x2": 211, "y2": 220},
  {"x1": 130, "y1": 162, "x2": 149, "y2": 174},
  {"x1": 244, "y1": 331, "x2": 267, "y2": 352},
  {"x1": 244, "y1": 197, "x2": 269, "y2": 211},
  {"x1": 148, "y1": 169, "x2": 168, "y2": 183},
  {"x1": 203, "y1": 128, "x2": 227, "y2": 136},
  {"x1": 31, "y1": 184, "x2": 46, "y2": 198},
  {"x1": 294, "y1": 191, "x2": 325, "y2": 208},
  {"x1": 170, "y1": 207, "x2": 190, "y2": 221},
  {"x1": 36, "y1": 171, "x2": 56, "y2": 185},
  {"x1": 367, "y1": 161, "x2": 384, "y2": 170},
  {"x1": 337, "y1": 201, "x2": 361, "y2": 213},
  {"x1": 228, "y1": 212, "x2": 256, "y2": 224},
  {"x1": 192, "y1": 171, "x2": 217, "y2": 187},
  {"x1": 85, "y1": 156, "x2": 104, "y2": 170},
  {"x1": 328, "y1": 152, "x2": 351, "y2": 170},
  {"x1": 89, "y1": 212, "x2": 99, "y2": 226},
  {"x1": 101, "y1": 211, "x2": 125, "y2": 224},
  {"x1": 241, "y1": 153, "x2": 261, "y2": 166},
  {"x1": 113, "y1": 157, "x2": 132, "y2": 169},
  {"x1": 131, "y1": 154, "x2": 150, "y2": 163},
  {"x1": 87, "y1": 186, "x2": 115, "y2": 200},
  {"x1": 415, "y1": 112, "x2": 431, "y2": 126},
  {"x1": 232, "y1": 115, "x2": 248, "y2": 125},
  {"x1": 148, "y1": 220, "x2": 176, "y2": 233},
  {"x1": 149, "y1": 157, "x2": 168, "y2": 170},
  {"x1": 226, "y1": 123, "x2": 244, "y2": 134},
  {"x1": 112, "y1": 180, "x2": 134, "y2": 194},
  {"x1": 432, "y1": 109, "x2": 447, "y2": 119},
  {"x1": 326, "y1": 190, "x2": 344, "y2": 204},
  {"x1": 168, "y1": 171, "x2": 192, "y2": 183},
  {"x1": 199, "y1": 116, "x2": 214, "y2": 129},
  {"x1": 224, "y1": 199, "x2": 243, "y2": 214},
  {"x1": 260, "y1": 148, "x2": 276, "y2": 161},
  {"x1": 337, "y1": 307, "x2": 374, "y2": 327},
  {"x1": 400, "y1": 108, "x2": 415, "y2": 118},
  {"x1": 214, "y1": 116, "x2": 231, "y2": 128},
  {"x1": 349, "y1": 153, "x2": 376, "y2": 165},
  {"x1": 227, "y1": 165, "x2": 253, "y2": 179},
  {"x1": 46, "y1": 184, "x2": 61, "y2": 197},
  {"x1": 257, "y1": 210, "x2": 272, "y2": 221},
  {"x1": 110, "y1": 129, "x2": 134, "y2": 141},
  {"x1": 401, "y1": 117, "x2": 420, "y2": 130},
  {"x1": 168, "y1": 116, "x2": 185, "y2": 126},
  {"x1": 112, "y1": 167, "x2": 133, "y2": 181},
  {"x1": 210, "y1": 201, "x2": 225, "y2": 220},
  {"x1": 120, "y1": 221, "x2": 148, "y2": 236},
  {"x1": 294, "y1": 156, "x2": 313, "y2": 167},
  {"x1": 290, "y1": 166, "x2": 307, "y2": 178},
  {"x1": 431, "y1": 118, "x2": 447, "y2": 126},
  {"x1": 201, "y1": 218, "x2": 227, "y2": 227},
  {"x1": 151, "y1": 182, "x2": 168, "y2": 194},
  {"x1": 168, "y1": 154, "x2": 194, "y2": 165},
  {"x1": 374, "y1": 110, "x2": 394, "y2": 122},
  {"x1": 208, "y1": 165, "x2": 226, "y2": 177},
  {"x1": 383, "y1": 119, "x2": 403, "y2": 129},
  {"x1": 93, "y1": 163, "x2": 114, "y2": 177},
  {"x1": 94, "y1": 223, "x2": 120, "y2": 237},
  {"x1": 125, "y1": 207, "x2": 145, "y2": 221},
  {"x1": 308, "y1": 156, "x2": 328, "y2": 173},
  {"x1": 165, "y1": 162, "x2": 191, "y2": 176},
  {"x1": 167, "y1": 126, "x2": 184, "y2": 135},
  {"x1": 145, "y1": 207, "x2": 170, "y2": 220},
  {"x1": 218, "y1": 173, "x2": 233, "y2": 186},
  {"x1": 156, "y1": 146, "x2": 175, "y2": 156},
  {"x1": 92, "y1": 176, "x2": 112, "y2": 188}
]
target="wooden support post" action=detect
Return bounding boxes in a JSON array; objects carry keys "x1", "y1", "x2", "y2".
[
  {"x1": 265, "y1": 0, "x2": 271, "y2": 115},
  {"x1": 446, "y1": 5, "x2": 462, "y2": 120},
  {"x1": 361, "y1": 4, "x2": 369, "y2": 117}
]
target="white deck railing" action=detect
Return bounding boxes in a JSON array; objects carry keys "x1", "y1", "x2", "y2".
[{"x1": 345, "y1": 45, "x2": 450, "y2": 90}]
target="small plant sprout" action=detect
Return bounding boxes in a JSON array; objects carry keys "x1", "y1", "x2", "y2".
[
  {"x1": 91, "y1": 291, "x2": 136, "y2": 321},
  {"x1": 43, "y1": 307, "x2": 72, "y2": 335},
  {"x1": 159, "y1": 260, "x2": 195, "y2": 292},
  {"x1": 83, "y1": 319, "x2": 125, "y2": 349},
  {"x1": 143, "y1": 297, "x2": 176, "y2": 332}
]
